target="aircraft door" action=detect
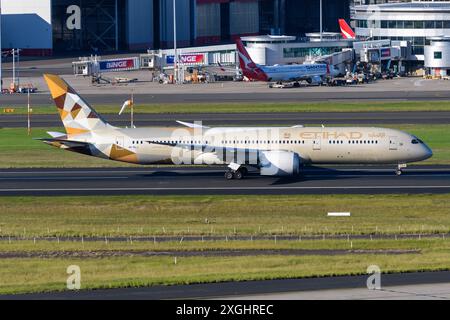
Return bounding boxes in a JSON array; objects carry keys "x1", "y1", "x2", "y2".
[
  {"x1": 389, "y1": 136, "x2": 398, "y2": 150},
  {"x1": 313, "y1": 139, "x2": 321, "y2": 150},
  {"x1": 115, "y1": 136, "x2": 125, "y2": 150}
]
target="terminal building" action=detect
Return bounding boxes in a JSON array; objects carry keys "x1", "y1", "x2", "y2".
[
  {"x1": 150, "y1": 33, "x2": 406, "y2": 77},
  {"x1": 352, "y1": 1, "x2": 450, "y2": 62}
]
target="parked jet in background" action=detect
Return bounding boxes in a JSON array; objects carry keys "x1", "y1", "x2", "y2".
[
  {"x1": 41, "y1": 74, "x2": 433, "y2": 180},
  {"x1": 339, "y1": 19, "x2": 356, "y2": 40},
  {"x1": 236, "y1": 39, "x2": 332, "y2": 85}
]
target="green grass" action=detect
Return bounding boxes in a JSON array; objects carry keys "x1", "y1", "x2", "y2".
[
  {"x1": 0, "y1": 127, "x2": 136, "y2": 168},
  {"x1": 0, "y1": 238, "x2": 447, "y2": 253},
  {"x1": 1, "y1": 194, "x2": 450, "y2": 237},
  {"x1": 4, "y1": 100, "x2": 450, "y2": 115},
  {"x1": 1, "y1": 194, "x2": 449, "y2": 294},
  {"x1": 0, "y1": 238, "x2": 449, "y2": 294},
  {"x1": 0, "y1": 124, "x2": 449, "y2": 167}
]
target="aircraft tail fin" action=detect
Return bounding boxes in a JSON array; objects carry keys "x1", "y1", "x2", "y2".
[
  {"x1": 43, "y1": 74, "x2": 111, "y2": 136},
  {"x1": 339, "y1": 19, "x2": 356, "y2": 40},
  {"x1": 236, "y1": 39, "x2": 257, "y2": 71},
  {"x1": 235, "y1": 38, "x2": 268, "y2": 81}
]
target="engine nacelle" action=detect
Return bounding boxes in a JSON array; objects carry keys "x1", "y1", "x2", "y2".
[
  {"x1": 307, "y1": 75, "x2": 323, "y2": 84},
  {"x1": 259, "y1": 150, "x2": 302, "y2": 176}
]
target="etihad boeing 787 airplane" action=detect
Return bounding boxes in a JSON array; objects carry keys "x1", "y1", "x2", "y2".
[{"x1": 41, "y1": 74, "x2": 432, "y2": 179}]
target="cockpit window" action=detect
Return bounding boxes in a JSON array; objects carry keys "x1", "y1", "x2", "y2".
[{"x1": 411, "y1": 139, "x2": 419, "y2": 144}]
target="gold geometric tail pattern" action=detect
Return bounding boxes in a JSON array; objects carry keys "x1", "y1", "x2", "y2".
[{"x1": 43, "y1": 74, "x2": 110, "y2": 136}]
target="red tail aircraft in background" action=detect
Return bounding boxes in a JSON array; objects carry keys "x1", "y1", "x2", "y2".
[{"x1": 339, "y1": 19, "x2": 356, "y2": 40}]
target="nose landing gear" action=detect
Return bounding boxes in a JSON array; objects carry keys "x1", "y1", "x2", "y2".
[{"x1": 395, "y1": 163, "x2": 407, "y2": 176}]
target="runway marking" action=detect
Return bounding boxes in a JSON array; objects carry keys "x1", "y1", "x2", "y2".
[
  {"x1": 1, "y1": 185, "x2": 450, "y2": 192},
  {"x1": 414, "y1": 80, "x2": 424, "y2": 87},
  {"x1": 1, "y1": 174, "x2": 448, "y2": 182},
  {"x1": 0, "y1": 170, "x2": 206, "y2": 175},
  {"x1": 0, "y1": 177, "x2": 129, "y2": 181},
  {"x1": 0, "y1": 168, "x2": 448, "y2": 175}
]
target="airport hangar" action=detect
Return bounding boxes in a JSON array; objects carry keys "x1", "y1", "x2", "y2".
[
  {"x1": 4, "y1": 0, "x2": 450, "y2": 75},
  {"x1": 0, "y1": 0, "x2": 350, "y2": 56}
]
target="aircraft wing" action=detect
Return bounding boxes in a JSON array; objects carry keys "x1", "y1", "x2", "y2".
[
  {"x1": 147, "y1": 140, "x2": 263, "y2": 153},
  {"x1": 147, "y1": 140, "x2": 266, "y2": 164},
  {"x1": 176, "y1": 121, "x2": 210, "y2": 129}
]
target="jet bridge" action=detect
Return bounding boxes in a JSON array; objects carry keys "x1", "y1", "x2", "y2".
[{"x1": 306, "y1": 49, "x2": 354, "y2": 76}]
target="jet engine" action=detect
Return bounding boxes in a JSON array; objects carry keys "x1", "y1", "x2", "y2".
[
  {"x1": 259, "y1": 150, "x2": 302, "y2": 176},
  {"x1": 307, "y1": 75, "x2": 324, "y2": 85}
]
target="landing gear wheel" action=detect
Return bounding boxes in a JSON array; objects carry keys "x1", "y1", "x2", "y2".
[
  {"x1": 225, "y1": 171, "x2": 234, "y2": 180},
  {"x1": 233, "y1": 170, "x2": 243, "y2": 180},
  {"x1": 395, "y1": 164, "x2": 406, "y2": 176}
]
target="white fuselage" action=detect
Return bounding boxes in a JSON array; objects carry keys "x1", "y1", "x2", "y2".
[
  {"x1": 74, "y1": 126, "x2": 432, "y2": 167},
  {"x1": 261, "y1": 64, "x2": 328, "y2": 82}
]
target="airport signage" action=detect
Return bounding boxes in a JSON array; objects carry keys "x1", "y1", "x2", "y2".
[
  {"x1": 98, "y1": 58, "x2": 139, "y2": 72},
  {"x1": 368, "y1": 49, "x2": 380, "y2": 63},
  {"x1": 380, "y1": 48, "x2": 391, "y2": 59},
  {"x1": 166, "y1": 54, "x2": 205, "y2": 65}
]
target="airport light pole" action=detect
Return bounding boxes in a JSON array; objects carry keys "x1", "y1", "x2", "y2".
[
  {"x1": 319, "y1": 0, "x2": 323, "y2": 42},
  {"x1": 12, "y1": 48, "x2": 15, "y2": 87},
  {"x1": 17, "y1": 47, "x2": 20, "y2": 87},
  {"x1": 27, "y1": 83, "x2": 31, "y2": 135},
  {"x1": 173, "y1": 0, "x2": 178, "y2": 84},
  {"x1": 130, "y1": 91, "x2": 134, "y2": 128}
]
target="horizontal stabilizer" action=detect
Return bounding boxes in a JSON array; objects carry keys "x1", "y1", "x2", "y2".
[
  {"x1": 47, "y1": 131, "x2": 67, "y2": 138},
  {"x1": 35, "y1": 137, "x2": 90, "y2": 149}
]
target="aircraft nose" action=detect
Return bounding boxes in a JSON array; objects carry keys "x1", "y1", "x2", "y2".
[{"x1": 422, "y1": 144, "x2": 433, "y2": 160}]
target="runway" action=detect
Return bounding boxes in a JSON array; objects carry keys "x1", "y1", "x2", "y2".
[
  {"x1": 1, "y1": 165, "x2": 450, "y2": 196},
  {"x1": 3, "y1": 111, "x2": 450, "y2": 128},
  {"x1": 2, "y1": 270, "x2": 449, "y2": 300}
]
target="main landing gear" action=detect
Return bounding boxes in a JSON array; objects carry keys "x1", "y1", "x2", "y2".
[
  {"x1": 225, "y1": 163, "x2": 248, "y2": 180},
  {"x1": 395, "y1": 163, "x2": 407, "y2": 176}
]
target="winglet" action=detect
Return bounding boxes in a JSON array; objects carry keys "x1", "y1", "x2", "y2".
[{"x1": 176, "y1": 121, "x2": 210, "y2": 129}]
